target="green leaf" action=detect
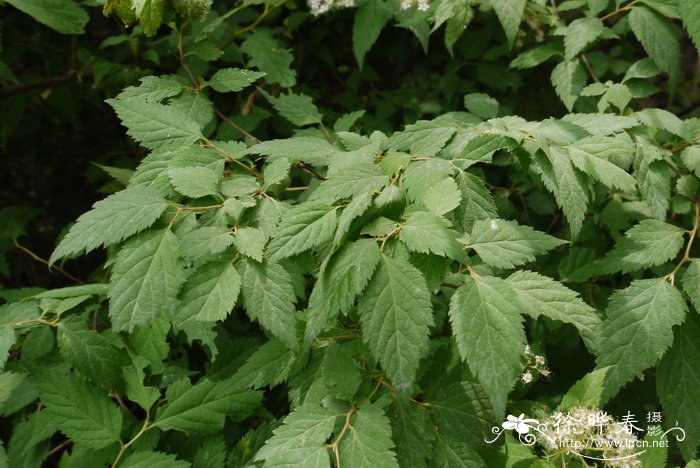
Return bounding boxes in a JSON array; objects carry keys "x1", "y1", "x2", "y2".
[
  {"x1": 466, "y1": 219, "x2": 566, "y2": 269},
  {"x1": 116, "y1": 75, "x2": 185, "y2": 103},
  {"x1": 174, "y1": 258, "x2": 241, "y2": 324},
  {"x1": 311, "y1": 158, "x2": 389, "y2": 203},
  {"x1": 598, "y1": 219, "x2": 686, "y2": 273},
  {"x1": 153, "y1": 377, "x2": 261, "y2": 434},
  {"x1": 305, "y1": 239, "x2": 380, "y2": 344},
  {"x1": 431, "y1": 381, "x2": 496, "y2": 447},
  {"x1": 57, "y1": 318, "x2": 125, "y2": 390},
  {"x1": 266, "y1": 202, "x2": 337, "y2": 261},
  {"x1": 682, "y1": 259, "x2": 700, "y2": 312},
  {"x1": 109, "y1": 229, "x2": 186, "y2": 332},
  {"x1": 566, "y1": 136, "x2": 637, "y2": 192},
  {"x1": 399, "y1": 211, "x2": 465, "y2": 260},
  {"x1": 448, "y1": 133, "x2": 515, "y2": 169},
  {"x1": 505, "y1": 270, "x2": 600, "y2": 353},
  {"x1": 240, "y1": 260, "x2": 298, "y2": 349},
  {"x1": 334, "y1": 110, "x2": 366, "y2": 132},
  {"x1": 681, "y1": 0, "x2": 700, "y2": 57},
  {"x1": 266, "y1": 92, "x2": 323, "y2": 127},
  {"x1": 629, "y1": 6, "x2": 680, "y2": 85},
  {"x1": 338, "y1": 404, "x2": 398, "y2": 468},
  {"x1": 657, "y1": 312, "x2": 700, "y2": 460},
  {"x1": 119, "y1": 451, "x2": 190, "y2": 468},
  {"x1": 682, "y1": 146, "x2": 700, "y2": 177},
  {"x1": 551, "y1": 59, "x2": 587, "y2": 111},
  {"x1": 232, "y1": 339, "x2": 298, "y2": 389},
  {"x1": 263, "y1": 158, "x2": 292, "y2": 190},
  {"x1": 463, "y1": 93, "x2": 499, "y2": 120},
  {"x1": 353, "y1": 0, "x2": 393, "y2": 66},
  {"x1": 169, "y1": 90, "x2": 214, "y2": 130},
  {"x1": 244, "y1": 137, "x2": 336, "y2": 168},
  {"x1": 333, "y1": 192, "x2": 374, "y2": 246},
  {"x1": 402, "y1": 159, "x2": 454, "y2": 202},
  {"x1": 433, "y1": 433, "x2": 484, "y2": 467},
  {"x1": 233, "y1": 227, "x2": 267, "y2": 262},
  {"x1": 107, "y1": 99, "x2": 203, "y2": 150},
  {"x1": 449, "y1": 276, "x2": 525, "y2": 416},
  {"x1": 0, "y1": 372, "x2": 26, "y2": 409},
  {"x1": 255, "y1": 404, "x2": 337, "y2": 465},
  {"x1": 168, "y1": 167, "x2": 220, "y2": 199},
  {"x1": 4, "y1": 0, "x2": 88, "y2": 34},
  {"x1": 389, "y1": 402, "x2": 434, "y2": 468},
  {"x1": 133, "y1": 0, "x2": 164, "y2": 36},
  {"x1": 179, "y1": 226, "x2": 235, "y2": 260},
  {"x1": 510, "y1": 43, "x2": 562, "y2": 69},
  {"x1": 241, "y1": 30, "x2": 296, "y2": 87},
  {"x1": 50, "y1": 186, "x2": 169, "y2": 264},
  {"x1": 322, "y1": 342, "x2": 362, "y2": 401},
  {"x1": 559, "y1": 367, "x2": 610, "y2": 410},
  {"x1": 208, "y1": 68, "x2": 265, "y2": 93},
  {"x1": 423, "y1": 177, "x2": 461, "y2": 216},
  {"x1": 564, "y1": 17, "x2": 604, "y2": 60},
  {"x1": 491, "y1": 0, "x2": 526, "y2": 49},
  {"x1": 596, "y1": 279, "x2": 688, "y2": 403},
  {"x1": 455, "y1": 171, "x2": 498, "y2": 230},
  {"x1": 358, "y1": 254, "x2": 433, "y2": 391},
  {"x1": 35, "y1": 370, "x2": 122, "y2": 449}
]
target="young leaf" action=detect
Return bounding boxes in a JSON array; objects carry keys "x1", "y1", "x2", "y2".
[
  {"x1": 449, "y1": 276, "x2": 525, "y2": 416},
  {"x1": 310, "y1": 158, "x2": 389, "y2": 203},
  {"x1": 423, "y1": 177, "x2": 461, "y2": 216},
  {"x1": 49, "y1": 186, "x2": 169, "y2": 264},
  {"x1": 551, "y1": 59, "x2": 586, "y2": 111},
  {"x1": 564, "y1": 17, "x2": 604, "y2": 60},
  {"x1": 266, "y1": 202, "x2": 337, "y2": 261},
  {"x1": 596, "y1": 279, "x2": 688, "y2": 403},
  {"x1": 505, "y1": 270, "x2": 601, "y2": 352},
  {"x1": 353, "y1": 0, "x2": 393, "y2": 66},
  {"x1": 109, "y1": 229, "x2": 186, "y2": 332},
  {"x1": 35, "y1": 370, "x2": 122, "y2": 449},
  {"x1": 107, "y1": 99, "x2": 203, "y2": 150},
  {"x1": 266, "y1": 92, "x2": 323, "y2": 127},
  {"x1": 657, "y1": 312, "x2": 700, "y2": 460},
  {"x1": 233, "y1": 227, "x2": 267, "y2": 262},
  {"x1": 153, "y1": 377, "x2": 262, "y2": 434},
  {"x1": 338, "y1": 404, "x2": 398, "y2": 468},
  {"x1": 629, "y1": 6, "x2": 680, "y2": 85},
  {"x1": 240, "y1": 260, "x2": 298, "y2": 349},
  {"x1": 491, "y1": 0, "x2": 526, "y2": 49},
  {"x1": 466, "y1": 219, "x2": 567, "y2": 269},
  {"x1": 358, "y1": 254, "x2": 434, "y2": 391},
  {"x1": 240, "y1": 30, "x2": 296, "y2": 87},
  {"x1": 208, "y1": 68, "x2": 265, "y2": 93}
]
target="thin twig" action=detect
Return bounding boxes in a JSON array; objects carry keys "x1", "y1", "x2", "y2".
[{"x1": 14, "y1": 241, "x2": 84, "y2": 284}]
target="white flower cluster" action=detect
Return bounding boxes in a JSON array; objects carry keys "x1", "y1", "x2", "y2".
[
  {"x1": 521, "y1": 345, "x2": 550, "y2": 384},
  {"x1": 400, "y1": 0, "x2": 429, "y2": 11},
  {"x1": 307, "y1": 0, "x2": 354, "y2": 16},
  {"x1": 538, "y1": 406, "x2": 641, "y2": 468}
]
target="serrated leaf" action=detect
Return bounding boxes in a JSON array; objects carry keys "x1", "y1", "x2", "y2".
[
  {"x1": 255, "y1": 404, "x2": 337, "y2": 465},
  {"x1": 455, "y1": 171, "x2": 498, "y2": 230},
  {"x1": 564, "y1": 17, "x2": 604, "y2": 60},
  {"x1": 57, "y1": 317, "x2": 125, "y2": 390},
  {"x1": 681, "y1": 0, "x2": 700, "y2": 57},
  {"x1": 629, "y1": 6, "x2": 680, "y2": 85},
  {"x1": 433, "y1": 433, "x2": 484, "y2": 467},
  {"x1": 423, "y1": 178, "x2": 461, "y2": 216},
  {"x1": 466, "y1": 219, "x2": 566, "y2": 269},
  {"x1": 463, "y1": 93, "x2": 499, "y2": 120},
  {"x1": 0, "y1": 372, "x2": 26, "y2": 409},
  {"x1": 353, "y1": 0, "x2": 393, "y2": 66},
  {"x1": 263, "y1": 158, "x2": 292, "y2": 190},
  {"x1": 449, "y1": 276, "x2": 525, "y2": 416},
  {"x1": 175, "y1": 258, "x2": 240, "y2": 324},
  {"x1": 241, "y1": 260, "x2": 298, "y2": 349},
  {"x1": 232, "y1": 339, "x2": 297, "y2": 389},
  {"x1": 35, "y1": 370, "x2": 122, "y2": 449},
  {"x1": 4, "y1": 0, "x2": 88, "y2": 34},
  {"x1": 566, "y1": 136, "x2": 637, "y2": 192},
  {"x1": 241, "y1": 30, "x2": 296, "y2": 87},
  {"x1": 510, "y1": 43, "x2": 562, "y2": 69},
  {"x1": 168, "y1": 167, "x2": 220, "y2": 198},
  {"x1": 402, "y1": 159, "x2": 454, "y2": 202},
  {"x1": 333, "y1": 192, "x2": 374, "y2": 246},
  {"x1": 153, "y1": 377, "x2": 261, "y2": 434},
  {"x1": 107, "y1": 99, "x2": 203, "y2": 150},
  {"x1": 358, "y1": 254, "x2": 433, "y2": 391},
  {"x1": 322, "y1": 342, "x2": 362, "y2": 401},
  {"x1": 208, "y1": 68, "x2": 265, "y2": 93},
  {"x1": 431, "y1": 381, "x2": 496, "y2": 447},
  {"x1": 266, "y1": 202, "x2": 337, "y2": 261},
  {"x1": 116, "y1": 75, "x2": 184, "y2": 103},
  {"x1": 233, "y1": 227, "x2": 267, "y2": 262},
  {"x1": 305, "y1": 239, "x2": 380, "y2": 344},
  {"x1": 491, "y1": 0, "x2": 526, "y2": 49},
  {"x1": 596, "y1": 279, "x2": 688, "y2": 403},
  {"x1": 505, "y1": 270, "x2": 600, "y2": 352},
  {"x1": 50, "y1": 186, "x2": 169, "y2": 264},
  {"x1": 600, "y1": 219, "x2": 686, "y2": 273},
  {"x1": 338, "y1": 404, "x2": 398, "y2": 468},
  {"x1": 311, "y1": 158, "x2": 388, "y2": 203},
  {"x1": 266, "y1": 92, "x2": 323, "y2": 127},
  {"x1": 178, "y1": 226, "x2": 235, "y2": 260},
  {"x1": 133, "y1": 0, "x2": 163, "y2": 36},
  {"x1": 109, "y1": 229, "x2": 186, "y2": 332},
  {"x1": 657, "y1": 312, "x2": 700, "y2": 460},
  {"x1": 169, "y1": 90, "x2": 214, "y2": 130},
  {"x1": 682, "y1": 259, "x2": 700, "y2": 311},
  {"x1": 559, "y1": 367, "x2": 609, "y2": 410},
  {"x1": 399, "y1": 211, "x2": 465, "y2": 260},
  {"x1": 244, "y1": 137, "x2": 335, "y2": 168},
  {"x1": 119, "y1": 451, "x2": 190, "y2": 468},
  {"x1": 448, "y1": 133, "x2": 515, "y2": 169},
  {"x1": 551, "y1": 59, "x2": 586, "y2": 111},
  {"x1": 390, "y1": 402, "x2": 434, "y2": 468}
]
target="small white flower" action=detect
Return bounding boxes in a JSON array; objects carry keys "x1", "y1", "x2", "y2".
[
  {"x1": 502, "y1": 413, "x2": 539, "y2": 434},
  {"x1": 535, "y1": 355, "x2": 546, "y2": 366},
  {"x1": 521, "y1": 370, "x2": 533, "y2": 384}
]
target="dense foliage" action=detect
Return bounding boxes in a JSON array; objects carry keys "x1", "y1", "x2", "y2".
[{"x1": 2, "y1": 0, "x2": 700, "y2": 466}]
